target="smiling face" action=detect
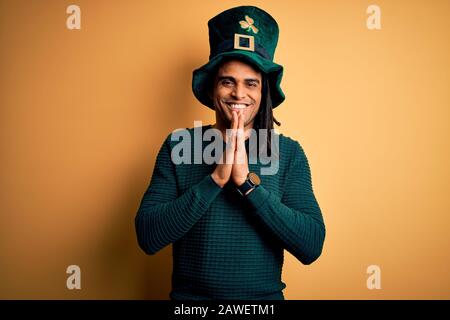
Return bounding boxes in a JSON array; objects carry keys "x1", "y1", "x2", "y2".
[{"x1": 211, "y1": 59, "x2": 262, "y2": 130}]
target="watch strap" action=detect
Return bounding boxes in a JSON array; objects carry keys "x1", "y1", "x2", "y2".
[{"x1": 237, "y1": 180, "x2": 254, "y2": 196}]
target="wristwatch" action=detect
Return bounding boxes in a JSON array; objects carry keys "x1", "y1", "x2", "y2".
[{"x1": 237, "y1": 172, "x2": 261, "y2": 196}]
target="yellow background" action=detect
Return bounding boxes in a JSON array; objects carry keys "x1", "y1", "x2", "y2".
[{"x1": 1, "y1": 0, "x2": 449, "y2": 299}]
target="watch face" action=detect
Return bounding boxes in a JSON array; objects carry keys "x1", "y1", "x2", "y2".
[{"x1": 248, "y1": 172, "x2": 261, "y2": 185}]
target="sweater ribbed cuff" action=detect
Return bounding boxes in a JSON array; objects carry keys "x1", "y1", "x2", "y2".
[
  {"x1": 192, "y1": 174, "x2": 223, "y2": 205},
  {"x1": 245, "y1": 185, "x2": 271, "y2": 210}
]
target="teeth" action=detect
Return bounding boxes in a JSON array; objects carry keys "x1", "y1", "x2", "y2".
[{"x1": 229, "y1": 103, "x2": 247, "y2": 109}]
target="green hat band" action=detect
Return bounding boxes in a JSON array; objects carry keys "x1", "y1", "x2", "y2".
[{"x1": 211, "y1": 39, "x2": 271, "y2": 60}]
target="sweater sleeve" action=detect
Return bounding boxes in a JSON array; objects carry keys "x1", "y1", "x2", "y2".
[
  {"x1": 245, "y1": 141, "x2": 326, "y2": 265},
  {"x1": 135, "y1": 136, "x2": 222, "y2": 255}
]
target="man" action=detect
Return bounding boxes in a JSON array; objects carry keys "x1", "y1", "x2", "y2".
[{"x1": 135, "y1": 6, "x2": 325, "y2": 300}]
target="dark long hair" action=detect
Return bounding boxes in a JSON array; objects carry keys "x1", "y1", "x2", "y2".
[{"x1": 253, "y1": 73, "x2": 281, "y2": 156}]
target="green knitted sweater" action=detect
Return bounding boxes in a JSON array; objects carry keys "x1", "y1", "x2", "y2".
[{"x1": 135, "y1": 125, "x2": 325, "y2": 300}]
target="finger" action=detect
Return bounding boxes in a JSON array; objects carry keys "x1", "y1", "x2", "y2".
[
  {"x1": 236, "y1": 111, "x2": 244, "y2": 146},
  {"x1": 226, "y1": 111, "x2": 237, "y2": 144},
  {"x1": 225, "y1": 111, "x2": 238, "y2": 164},
  {"x1": 238, "y1": 110, "x2": 244, "y2": 130},
  {"x1": 232, "y1": 110, "x2": 238, "y2": 130},
  {"x1": 231, "y1": 110, "x2": 238, "y2": 146},
  {"x1": 235, "y1": 111, "x2": 246, "y2": 164}
]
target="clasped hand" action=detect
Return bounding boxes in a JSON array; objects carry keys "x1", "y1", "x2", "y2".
[{"x1": 211, "y1": 110, "x2": 249, "y2": 188}]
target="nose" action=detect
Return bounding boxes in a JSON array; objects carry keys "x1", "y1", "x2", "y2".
[{"x1": 231, "y1": 83, "x2": 246, "y2": 100}]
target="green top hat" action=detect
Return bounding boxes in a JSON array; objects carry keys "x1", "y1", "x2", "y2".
[{"x1": 192, "y1": 6, "x2": 285, "y2": 109}]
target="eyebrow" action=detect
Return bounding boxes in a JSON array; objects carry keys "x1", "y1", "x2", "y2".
[{"x1": 217, "y1": 76, "x2": 261, "y2": 84}]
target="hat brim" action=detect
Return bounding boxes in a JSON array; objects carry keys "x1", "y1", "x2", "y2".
[{"x1": 192, "y1": 51, "x2": 285, "y2": 109}]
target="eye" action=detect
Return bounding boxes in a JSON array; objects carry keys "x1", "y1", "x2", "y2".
[
  {"x1": 247, "y1": 81, "x2": 258, "y2": 88},
  {"x1": 221, "y1": 79, "x2": 234, "y2": 87}
]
